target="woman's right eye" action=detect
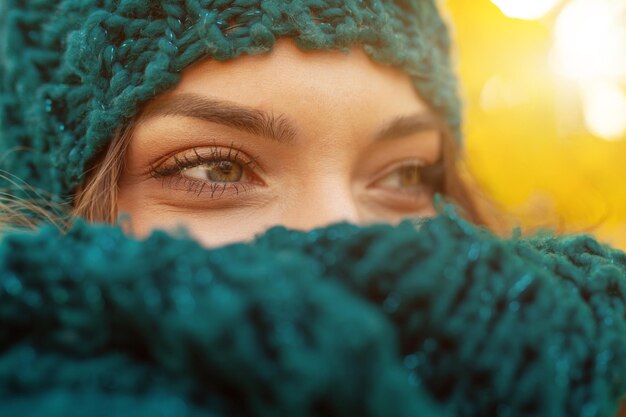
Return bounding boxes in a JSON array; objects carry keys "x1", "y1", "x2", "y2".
[
  {"x1": 182, "y1": 160, "x2": 245, "y2": 183},
  {"x1": 147, "y1": 144, "x2": 264, "y2": 199}
]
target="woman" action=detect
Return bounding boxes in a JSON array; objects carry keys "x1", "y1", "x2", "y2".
[
  {"x1": 0, "y1": 1, "x2": 624, "y2": 417},
  {"x1": 2, "y1": 0, "x2": 485, "y2": 243},
  {"x1": 75, "y1": 37, "x2": 485, "y2": 247}
]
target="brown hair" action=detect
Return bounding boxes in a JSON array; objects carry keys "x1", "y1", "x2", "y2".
[
  {"x1": 72, "y1": 116, "x2": 504, "y2": 232},
  {"x1": 72, "y1": 120, "x2": 134, "y2": 223}
]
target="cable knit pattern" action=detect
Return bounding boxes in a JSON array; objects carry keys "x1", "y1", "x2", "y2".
[
  {"x1": 0, "y1": 205, "x2": 625, "y2": 417},
  {"x1": 0, "y1": 0, "x2": 461, "y2": 202}
]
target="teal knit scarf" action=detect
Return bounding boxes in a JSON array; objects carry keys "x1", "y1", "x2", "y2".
[{"x1": 1, "y1": 204, "x2": 625, "y2": 417}]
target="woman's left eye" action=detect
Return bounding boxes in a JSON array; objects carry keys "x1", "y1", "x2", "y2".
[{"x1": 374, "y1": 163, "x2": 423, "y2": 190}]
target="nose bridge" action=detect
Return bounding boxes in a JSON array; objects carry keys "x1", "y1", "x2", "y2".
[{"x1": 281, "y1": 176, "x2": 361, "y2": 231}]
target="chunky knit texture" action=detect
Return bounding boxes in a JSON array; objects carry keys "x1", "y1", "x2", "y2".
[
  {"x1": 0, "y1": 205, "x2": 625, "y2": 417},
  {"x1": 0, "y1": 0, "x2": 460, "y2": 202}
]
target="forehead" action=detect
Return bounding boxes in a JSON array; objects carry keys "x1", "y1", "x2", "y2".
[{"x1": 149, "y1": 38, "x2": 432, "y2": 127}]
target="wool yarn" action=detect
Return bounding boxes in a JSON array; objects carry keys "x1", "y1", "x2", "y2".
[
  {"x1": 0, "y1": 204, "x2": 625, "y2": 417},
  {"x1": 0, "y1": 0, "x2": 460, "y2": 202}
]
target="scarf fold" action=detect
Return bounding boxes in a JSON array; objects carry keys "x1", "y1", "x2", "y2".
[{"x1": 1, "y1": 205, "x2": 625, "y2": 417}]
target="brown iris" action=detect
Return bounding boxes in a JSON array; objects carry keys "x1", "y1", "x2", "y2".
[
  {"x1": 397, "y1": 165, "x2": 421, "y2": 187},
  {"x1": 190, "y1": 160, "x2": 243, "y2": 182}
]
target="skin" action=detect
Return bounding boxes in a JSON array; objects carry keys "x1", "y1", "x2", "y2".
[{"x1": 118, "y1": 37, "x2": 442, "y2": 248}]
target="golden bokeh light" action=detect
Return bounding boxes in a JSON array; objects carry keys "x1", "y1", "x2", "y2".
[
  {"x1": 552, "y1": 0, "x2": 626, "y2": 81},
  {"x1": 579, "y1": 81, "x2": 626, "y2": 140},
  {"x1": 442, "y1": 0, "x2": 626, "y2": 249},
  {"x1": 491, "y1": 0, "x2": 564, "y2": 20}
]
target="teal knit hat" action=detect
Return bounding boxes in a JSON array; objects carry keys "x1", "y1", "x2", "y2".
[{"x1": 0, "y1": 0, "x2": 461, "y2": 203}]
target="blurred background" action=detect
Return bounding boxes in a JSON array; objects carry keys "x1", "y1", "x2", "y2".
[{"x1": 440, "y1": 0, "x2": 626, "y2": 250}]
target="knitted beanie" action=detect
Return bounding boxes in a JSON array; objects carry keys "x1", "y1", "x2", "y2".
[{"x1": 0, "y1": 0, "x2": 461, "y2": 204}]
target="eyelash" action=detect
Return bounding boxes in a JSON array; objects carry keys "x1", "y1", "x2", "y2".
[
  {"x1": 148, "y1": 142, "x2": 445, "y2": 200},
  {"x1": 148, "y1": 142, "x2": 262, "y2": 198}
]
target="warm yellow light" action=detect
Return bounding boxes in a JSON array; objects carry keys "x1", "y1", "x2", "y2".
[
  {"x1": 479, "y1": 75, "x2": 528, "y2": 111},
  {"x1": 552, "y1": 0, "x2": 626, "y2": 80},
  {"x1": 491, "y1": 0, "x2": 563, "y2": 20},
  {"x1": 580, "y1": 81, "x2": 626, "y2": 141}
]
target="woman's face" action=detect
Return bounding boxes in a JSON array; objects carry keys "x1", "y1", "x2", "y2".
[{"x1": 118, "y1": 38, "x2": 442, "y2": 248}]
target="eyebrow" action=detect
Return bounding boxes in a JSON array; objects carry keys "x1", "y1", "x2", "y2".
[
  {"x1": 138, "y1": 93, "x2": 439, "y2": 144},
  {"x1": 373, "y1": 113, "x2": 440, "y2": 142}
]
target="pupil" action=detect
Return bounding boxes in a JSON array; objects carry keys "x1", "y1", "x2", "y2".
[
  {"x1": 205, "y1": 160, "x2": 242, "y2": 182},
  {"x1": 400, "y1": 166, "x2": 420, "y2": 186},
  {"x1": 219, "y1": 161, "x2": 232, "y2": 174}
]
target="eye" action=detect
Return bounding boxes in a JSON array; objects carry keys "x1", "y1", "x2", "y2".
[
  {"x1": 371, "y1": 161, "x2": 425, "y2": 193},
  {"x1": 147, "y1": 143, "x2": 263, "y2": 199},
  {"x1": 182, "y1": 159, "x2": 244, "y2": 183}
]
